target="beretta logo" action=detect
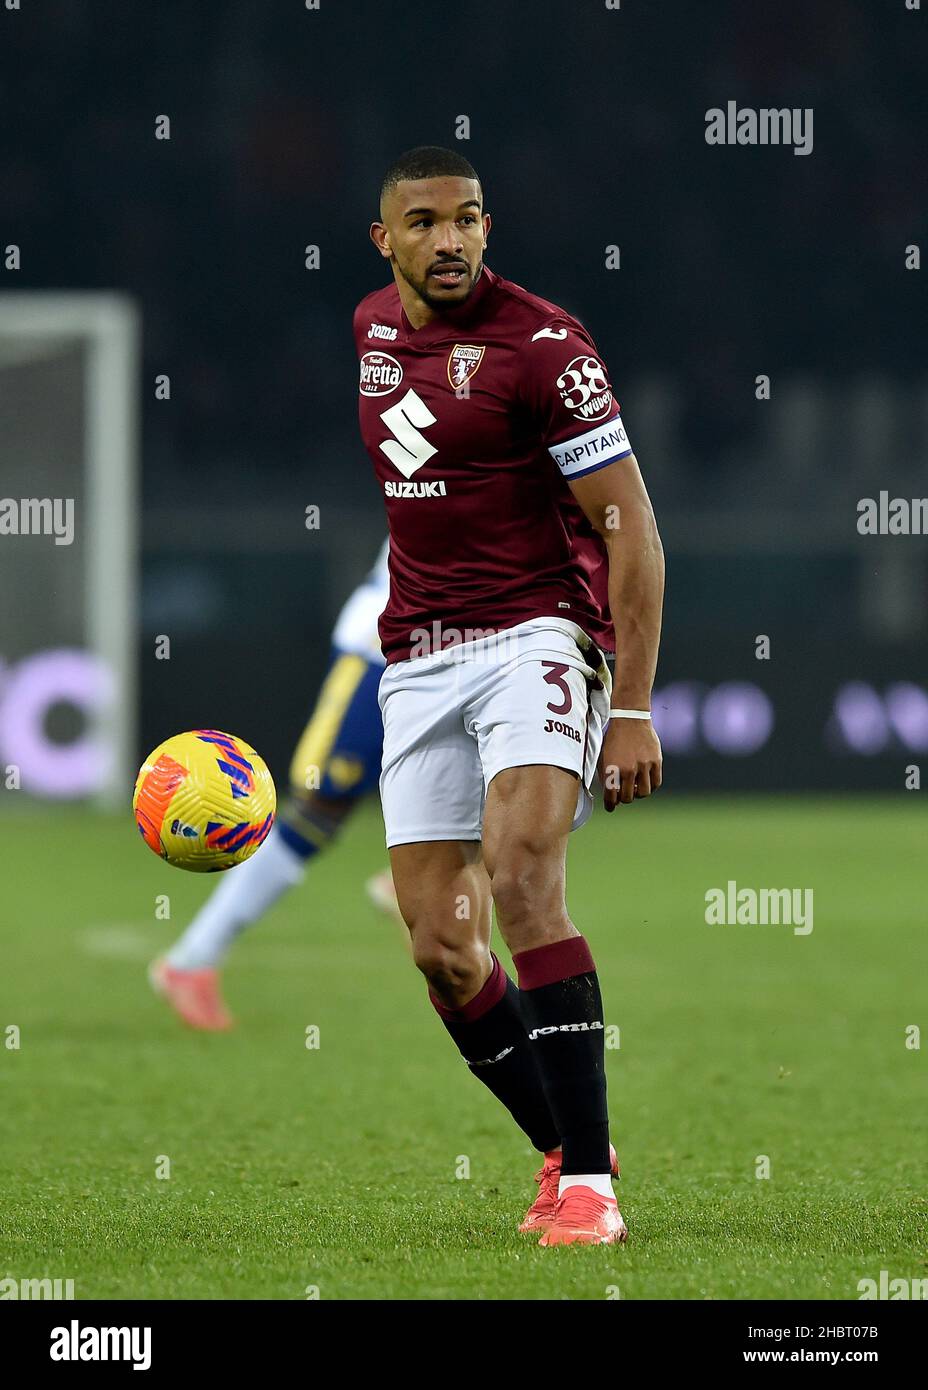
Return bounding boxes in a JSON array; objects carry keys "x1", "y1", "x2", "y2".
[
  {"x1": 359, "y1": 351, "x2": 403, "y2": 397},
  {"x1": 447, "y1": 344, "x2": 485, "y2": 390}
]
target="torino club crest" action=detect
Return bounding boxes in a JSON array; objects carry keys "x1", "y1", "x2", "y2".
[{"x1": 447, "y1": 344, "x2": 485, "y2": 390}]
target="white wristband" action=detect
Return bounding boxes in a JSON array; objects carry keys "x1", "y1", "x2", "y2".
[{"x1": 610, "y1": 708, "x2": 651, "y2": 720}]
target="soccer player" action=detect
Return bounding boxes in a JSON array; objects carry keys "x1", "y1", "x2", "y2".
[
  {"x1": 356, "y1": 147, "x2": 664, "y2": 1245},
  {"x1": 150, "y1": 540, "x2": 396, "y2": 1029}
]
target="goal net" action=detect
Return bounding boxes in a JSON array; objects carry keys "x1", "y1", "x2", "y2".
[{"x1": 0, "y1": 293, "x2": 139, "y2": 808}]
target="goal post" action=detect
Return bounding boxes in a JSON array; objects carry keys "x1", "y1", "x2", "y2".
[{"x1": 0, "y1": 292, "x2": 140, "y2": 809}]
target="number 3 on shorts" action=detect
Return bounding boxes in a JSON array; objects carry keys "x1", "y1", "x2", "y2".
[{"x1": 541, "y1": 661, "x2": 573, "y2": 716}]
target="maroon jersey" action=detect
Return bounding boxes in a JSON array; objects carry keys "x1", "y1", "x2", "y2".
[{"x1": 354, "y1": 264, "x2": 633, "y2": 664}]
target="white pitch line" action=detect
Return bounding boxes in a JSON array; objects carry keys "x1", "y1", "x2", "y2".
[{"x1": 79, "y1": 924, "x2": 154, "y2": 962}]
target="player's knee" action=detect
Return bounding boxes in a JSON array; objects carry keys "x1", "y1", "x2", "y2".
[
  {"x1": 277, "y1": 789, "x2": 353, "y2": 857},
  {"x1": 490, "y1": 847, "x2": 564, "y2": 931},
  {"x1": 288, "y1": 789, "x2": 354, "y2": 824},
  {"x1": 410, "y1": 932, "x2": 485, "y2": 998}
]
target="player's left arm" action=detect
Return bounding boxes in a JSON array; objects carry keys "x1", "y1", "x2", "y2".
[{"x1": 569, "y1": 455, "x2": 665, "y2": 810}]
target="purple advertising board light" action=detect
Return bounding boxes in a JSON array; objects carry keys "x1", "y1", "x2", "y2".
[{"x1": 0, "y1": 648, "x2": 115, "y2": 798}]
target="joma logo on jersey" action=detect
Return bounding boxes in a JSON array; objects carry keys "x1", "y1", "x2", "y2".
[
  {"x1": 557, "y1": 355, "x2": 613, "y2": 422},
  {"x1": 447, "y1": 344, "x2": 485, "y2": 389},
  {"x1": 543, "y1": 717, "x2": 582, "y2": 742},
  {"x1": 528, "y1": 1021, "x2": 604, "y2": 1039},
  {"x1": 384, "y1": 479, "x2": 447, "y2": 498},
  {"x1": 359, "y1": 351, "x2": 403, "y2": 396},
  {"x1": 368, "y1": 322, "x2": 398, "y2": 341}
]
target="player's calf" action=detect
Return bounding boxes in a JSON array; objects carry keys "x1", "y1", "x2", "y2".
[
  {"x1": 390, "y1": 840, "x2": 561, "y2": 1155},
  {"x1": 390, "y1": 840, "x2": 492, "y2": 1004},
  {"x1": 484, "y1": 766, "x2": 615, "y2": 1189}
]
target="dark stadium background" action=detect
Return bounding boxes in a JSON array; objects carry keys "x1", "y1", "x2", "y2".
[
  {"x1": 2, "y1": 0, "x2": 925, "y2": 793},
  {"x1": 2, "y1": 0, "x2": 928, "y2": 1320}
]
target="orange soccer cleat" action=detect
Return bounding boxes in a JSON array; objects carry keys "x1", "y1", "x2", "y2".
[
  {"x1": 148, "y1": 958, "x2": 235, "y2": 1031},
  {"x1": 539, "y1": 1185, "x2": 629, "y2": 1247},
  {"x1": 519, "y1": 1144, "x2": 620, "y2": 1234}
]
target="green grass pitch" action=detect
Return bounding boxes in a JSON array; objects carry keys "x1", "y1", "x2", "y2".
[{"x1": 1, "y1": 795, "x2": 925, "y2": 1300}]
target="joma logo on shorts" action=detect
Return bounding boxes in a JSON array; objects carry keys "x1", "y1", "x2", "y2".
[
  {"x1": 543, "y1": 717, "x2": 581, "y2": 742},
  {"x1": 528, "y1": 1021, "x2": 604, "y2": 1039},
  {"x1": 384, "y1": 480, "x2": 447, "y2": 498}
]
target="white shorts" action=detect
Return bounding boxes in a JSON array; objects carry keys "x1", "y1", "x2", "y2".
[{"x1": 378, "y1": 617, "x2": 612, "y2": 848}]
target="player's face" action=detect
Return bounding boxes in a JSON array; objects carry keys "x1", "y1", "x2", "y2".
[{"x1": 375, "y1": 177, "x2": 490, "y2": 311}]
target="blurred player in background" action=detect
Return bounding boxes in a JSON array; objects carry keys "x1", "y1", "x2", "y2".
[{"x1": 149, "y1": 540, "x2": 395, "y2": 1029}]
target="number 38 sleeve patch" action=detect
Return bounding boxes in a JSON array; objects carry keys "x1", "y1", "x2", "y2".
[{"x1": 522, "y1": 326, "x2": 634, "y2": 480}]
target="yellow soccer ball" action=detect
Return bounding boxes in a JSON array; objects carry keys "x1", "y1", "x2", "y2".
[{"x1": 132, "y1": 729, "x2": 276, "y2": 872}]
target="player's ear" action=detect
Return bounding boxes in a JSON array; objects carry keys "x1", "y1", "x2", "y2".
[
  {"x1": 483, "y1": 212, "x2": 491, "y2": 244},
  {"x1": 369, "y1": 222, "x2": 392, "y2": 258}
]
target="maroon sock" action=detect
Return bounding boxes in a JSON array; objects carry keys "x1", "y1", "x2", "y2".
[
  {"x1": 513, "y1": 935, "x2": 610, "y2": 1175},
  {"x1": 431, "y1": 953, "x2": 560, "y2": 1153}
]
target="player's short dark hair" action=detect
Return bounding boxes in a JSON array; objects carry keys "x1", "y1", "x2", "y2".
[{"x1": 380, "y1": 146, "x2": 482, "y2": 207}]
